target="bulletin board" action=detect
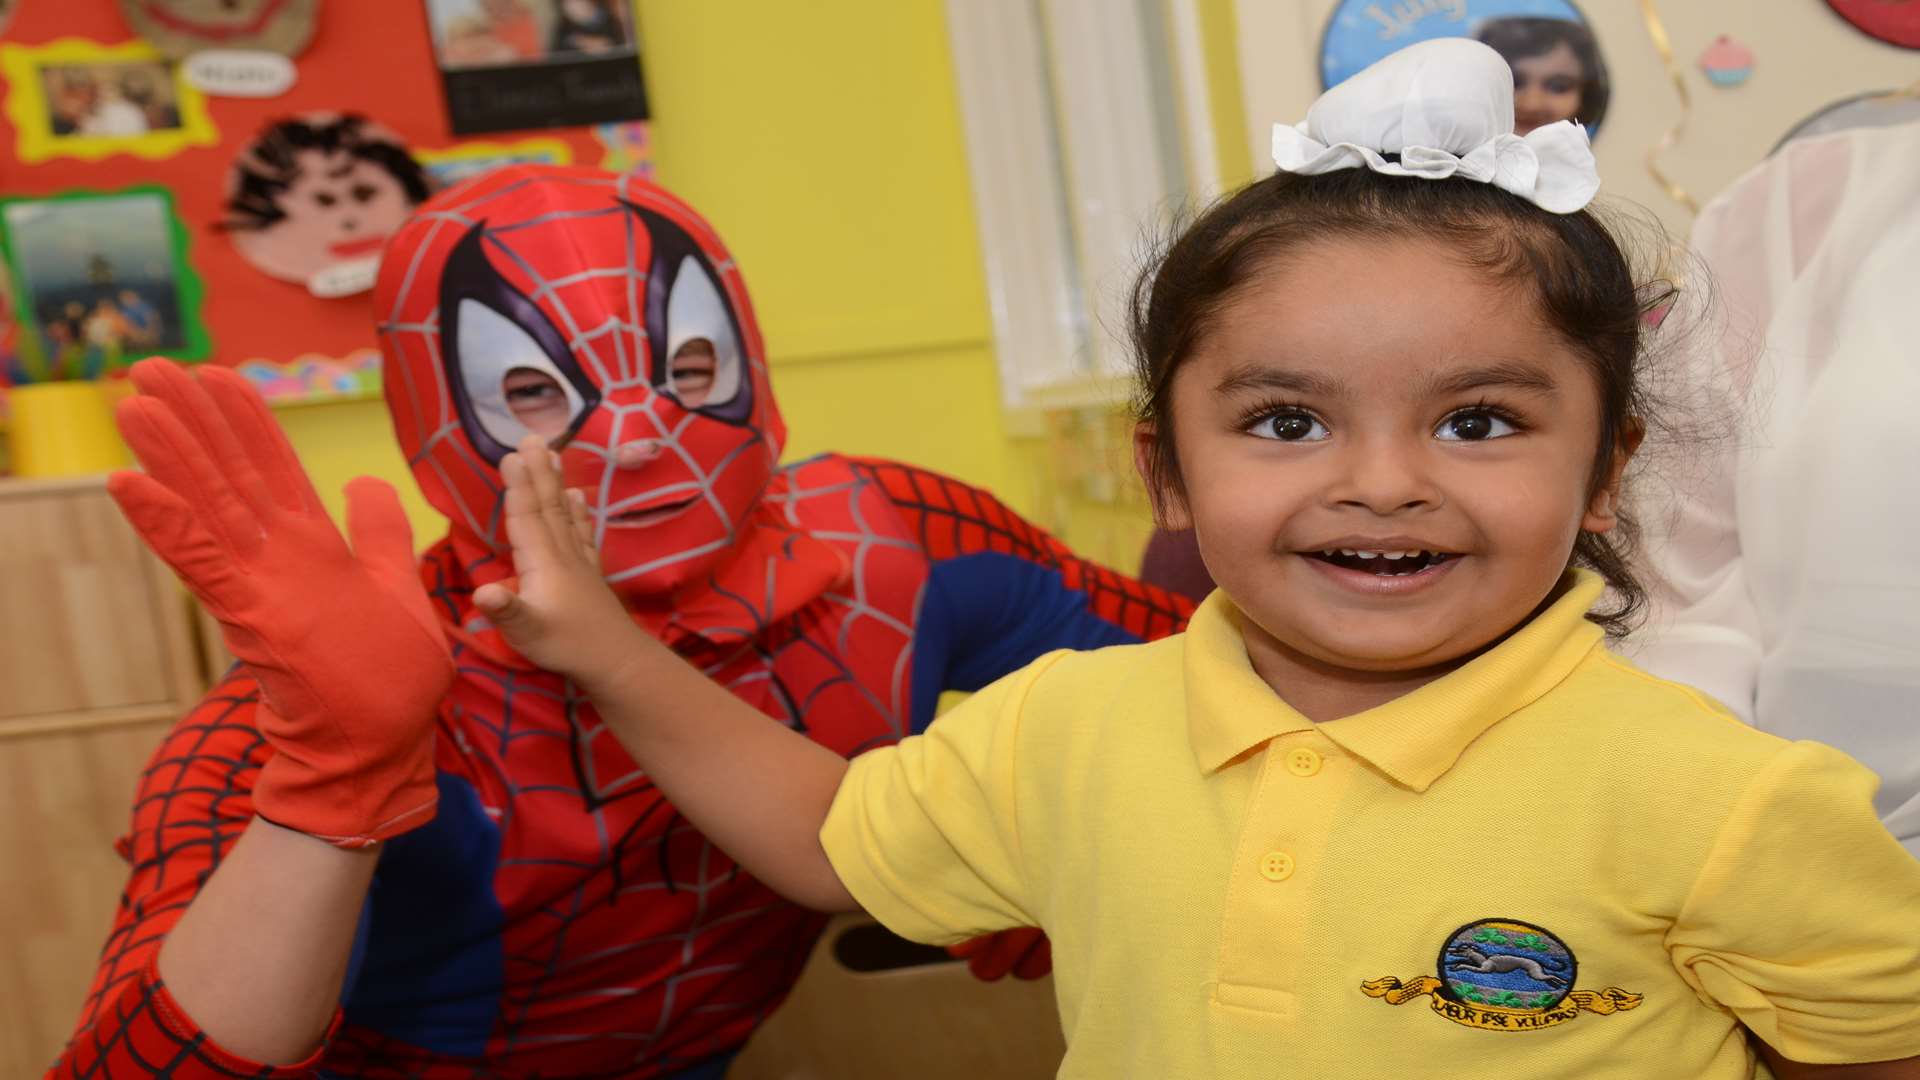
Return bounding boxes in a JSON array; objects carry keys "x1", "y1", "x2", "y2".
[{"x1": 0, "y1": 0, "x2": 650, "y2": 403}]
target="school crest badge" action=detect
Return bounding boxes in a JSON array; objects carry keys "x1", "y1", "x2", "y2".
[{"x1": 1361, "y1": 918, "x2": 1642, "y2": 1032}]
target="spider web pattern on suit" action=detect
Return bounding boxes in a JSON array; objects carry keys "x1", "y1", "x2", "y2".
[{"x1": 379, "y1": 172, "x2": 776, "y2": 585}]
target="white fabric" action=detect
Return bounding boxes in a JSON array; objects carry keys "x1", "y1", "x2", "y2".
[
  {"x1": 1631, "y1": 121, "x2": 1920, "y2": 857},
  {"x1": 1271, "y1": 38, "x2": 1599, "y2": 214}
]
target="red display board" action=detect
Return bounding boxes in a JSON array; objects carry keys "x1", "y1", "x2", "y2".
[{"x1": 0, "y1": 0, "x2": 649, "y2": 401}]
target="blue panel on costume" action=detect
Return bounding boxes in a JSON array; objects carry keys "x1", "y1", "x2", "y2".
[
  {"x1": 909, "y1": 553, "x2": 1142, "y2": 732},
  {"x1": 343, "y1": 771, "x2": 505, "y2": 1057}
]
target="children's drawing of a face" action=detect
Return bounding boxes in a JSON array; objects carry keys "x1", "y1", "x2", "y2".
[
  {"x1": 222, "y1": 114, "x2": 433, "y2": 290},
  {"x1": 118, "y1": 0, "x2": 320, "y2": 60}
]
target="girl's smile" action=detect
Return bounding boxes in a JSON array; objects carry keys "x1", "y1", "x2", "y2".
[{"x1": 1299, "y1": 539, "x2": 1463, "y2": 595}]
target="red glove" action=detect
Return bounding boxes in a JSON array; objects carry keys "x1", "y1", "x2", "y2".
[
  {"x1": 107, "y1": 358, "x2": 454, "y2": 847},
  {"x1": 948, "y1": 928, "x2": 1052, "y2": 982}
]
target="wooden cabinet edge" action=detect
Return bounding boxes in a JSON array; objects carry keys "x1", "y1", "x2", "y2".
[{"x1": 0, "y1": 703, "x2": 183, "y2": 741}]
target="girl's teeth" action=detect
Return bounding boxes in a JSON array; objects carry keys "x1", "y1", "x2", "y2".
[
  {"x1": 1383, "y1": 551, "x2": 1405, "y2": 560},
  {"x1": 1356, "y1": 551, "x2": 1378, "y2": 560}
]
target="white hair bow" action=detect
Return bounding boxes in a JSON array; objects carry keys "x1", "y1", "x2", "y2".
[{"x1": 1270, "y1": 38, "x2": 1600, "y2": 215}]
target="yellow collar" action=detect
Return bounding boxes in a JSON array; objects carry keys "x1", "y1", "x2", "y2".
[{"x1": 1184, "y1": 571, "x2": 1606, "y2": 790}]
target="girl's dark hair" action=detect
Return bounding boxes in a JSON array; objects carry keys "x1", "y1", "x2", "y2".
[
  {"x1": 1128, "y1": 168, "x2": 1673, "y2": 637},
  {"x1": 219, "y1": 114, "x2": 433, "y2": 232},
  {"x1": 1474, "y1": 16, "x2": 1611, "y2": 131}
]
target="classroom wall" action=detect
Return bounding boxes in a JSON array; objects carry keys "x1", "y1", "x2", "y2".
[
  {"x1": 1231, "y1": 1, "x2": 1920, "y2": 238},
  {"x1": 278, "y1": 0, "x2": 1255, "y2": 571}
]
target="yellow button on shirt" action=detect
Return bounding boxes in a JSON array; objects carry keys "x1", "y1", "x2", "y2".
[{"x1": 821, "y1": 573, "x2": 1920, "y2": 1078}]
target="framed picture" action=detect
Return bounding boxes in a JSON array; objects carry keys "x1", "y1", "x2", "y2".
[
  {"x1": 1319, "y1": 0, "x2": 1609, "y2": 136},
  {"x1": 422, "y1": 0, "x2": 649, "y2": 134},
  {"x1": 0, "y1": 187, "x2": 210, "y2": 382},
  {"x1": 0, "y1": 39, "x2": 219, "y2": 164}
]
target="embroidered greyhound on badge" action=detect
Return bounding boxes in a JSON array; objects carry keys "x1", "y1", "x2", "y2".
[
  {"x1": 1446, "y1": 945, "x2": 1568, "y2": 986},
  {"x1": 1363, "y1": 919, "x2": 1643, "y2": 1031}
]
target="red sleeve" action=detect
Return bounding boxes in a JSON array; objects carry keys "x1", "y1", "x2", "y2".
[
  {"x1": 44, "y1": 670, "x2": 340, "y2": 1079},
  {"x1": 853, "y1": 458, "x2": 1193, "y2": 641}
]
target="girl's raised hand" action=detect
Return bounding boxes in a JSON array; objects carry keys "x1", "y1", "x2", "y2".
[{"x1": 473, "y1": 435, "x2": 642, "y2": 687}]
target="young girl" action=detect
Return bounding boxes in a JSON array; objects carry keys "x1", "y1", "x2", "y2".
[{"x1": 471, "y1": 40, "x2": 1920, "y2": 1079}]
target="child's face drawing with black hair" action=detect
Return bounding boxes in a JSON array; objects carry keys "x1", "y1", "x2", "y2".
[{"x1": 229, "y1": 141, "x2": 418, "y2": 286}]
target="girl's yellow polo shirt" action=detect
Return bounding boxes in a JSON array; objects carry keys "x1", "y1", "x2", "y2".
[{"x1": 821, "y1": 572, "x2": 1920, "y2": 1078}]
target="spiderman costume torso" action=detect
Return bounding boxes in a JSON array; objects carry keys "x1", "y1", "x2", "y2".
[{"x1": 51, "y1": 455, "x2": 1188, "y2": 1079}]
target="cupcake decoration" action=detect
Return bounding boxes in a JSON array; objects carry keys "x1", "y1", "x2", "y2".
[{"x1": 1697, "y1": 35, "x2": 1755, "y2": 87}]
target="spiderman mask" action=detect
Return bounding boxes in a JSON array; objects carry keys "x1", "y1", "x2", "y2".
[{"x1": 378, "y1": 166, "x2": 786, "y2": 611}]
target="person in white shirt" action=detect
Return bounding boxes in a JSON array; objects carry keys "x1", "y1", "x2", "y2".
[{"x1": 1633, "y1": 120, "x2": 1920, "y2": 857}]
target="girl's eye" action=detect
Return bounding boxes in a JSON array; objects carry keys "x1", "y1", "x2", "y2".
[
  {"x1": 313, "y1": 190, "x2": 338, "y2": 208},
  {"x1": 1250, "y1": 410, "x2": 1329, "y2": 442},
  {"x1": 1435, "y1": 409, "x2": 1518, "y2": 442}
]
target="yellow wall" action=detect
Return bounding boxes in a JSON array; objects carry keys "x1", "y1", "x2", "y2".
[
  {"x1": 634, "y1": 0, "x2": 1029, "y2": 507},
  {"x1": 265, "y1": 0, "x2": 1252, "y2": 570}
]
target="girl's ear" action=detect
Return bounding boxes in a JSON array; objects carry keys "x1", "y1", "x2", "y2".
[
  {"x1": 1580, "y1": 418, "x2": 1646, "y2": 535},
  {"x1": 1133, "y1": 422, "x2": 1192, "y2": 531}
]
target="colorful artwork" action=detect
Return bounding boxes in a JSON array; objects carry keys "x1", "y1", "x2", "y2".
[
  {"x1": 1696, "y1": 35, "x2": 1754, "y2": 87},
  {"x1": 234, "y1": 349, "x2": 383, "y2": 403},
  {"x1": 1319, "y1": 0, "x2": 1610, "y2": 135},
  {"x1": 219, "y1": 113, "x2": 435, "y2": 297},
  {"x1": 0, "y1": 4, "x2": 627, "y2": 405},
  {"x1": 592, "y1": 120, "x2": 653, "y2": 174},
  {"x1": 0, "y1": 39, "x2": 220, "y2": 164},
  {"x1": 416, "y1": 136, "x2": 573, "y2": 186},
  {"x1": 423, "y1": 0, "x2": 649, "y2": 134},
  {"x1": 117, "y1": 0, "x2": 321, "y2": 61},
  {"x1": 0, "y1": 187, "x2": 209, "y2": 383}
]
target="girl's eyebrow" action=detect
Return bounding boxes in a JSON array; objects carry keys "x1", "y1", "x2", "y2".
[
  {"x1": 1210, "y1": 360, "x2": 1557, "y2": 399},
  {"x1": 1418, "y1": 361, "x2": 1561, "y2": 398},
  {"x1": 1212, "y1": 364, "x2": 1342, "y2": 397}
]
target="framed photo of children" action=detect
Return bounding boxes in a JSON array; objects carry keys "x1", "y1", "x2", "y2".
[
  {"x1": 0, "y1": 38, "x2": 219, "y2": 164},
  {"x1": 1318, "y1": 0, "x2": 1610, "y2": 136},
  {"x1": 422, "y1": 0, "x2": 649, "y2": 135},
  {"x1": 0, "y1": 187, "x2": 210, "y2": 383}
]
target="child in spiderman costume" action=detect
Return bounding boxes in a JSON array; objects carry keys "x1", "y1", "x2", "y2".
[{"x1": 47, "y1": 165, "x2": 1190, "y2": 1079}]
